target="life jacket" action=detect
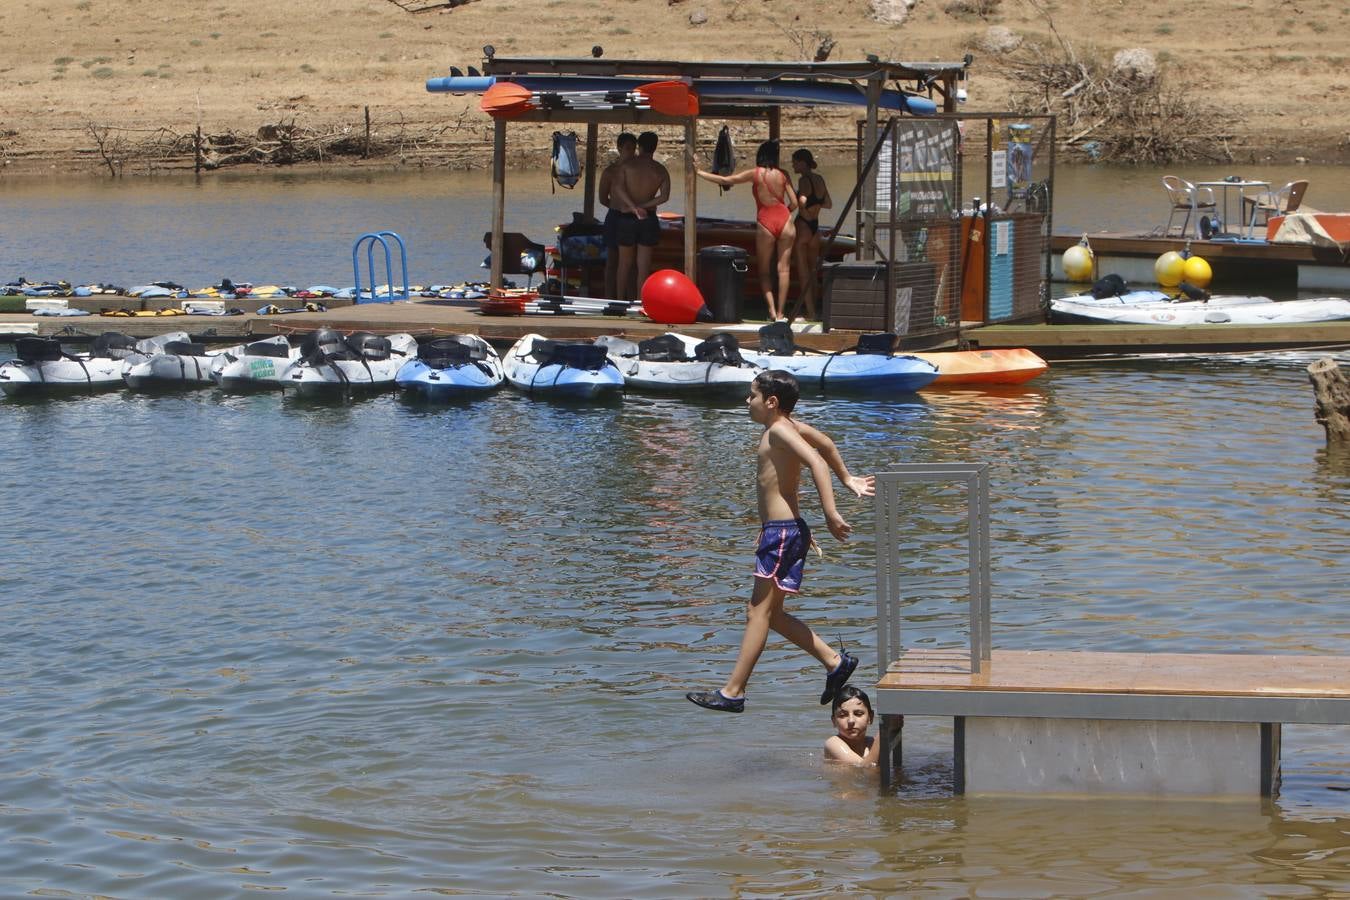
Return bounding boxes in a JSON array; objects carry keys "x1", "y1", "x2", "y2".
[
  {"x1": 757, "y1": 321, "x2": 796, "y2": 356},
  {"x1": 712, "y1": 125, "x2": 735, "y2": 194},
  {"x1": 1090, "y1": 273, "x2": 1129, "y2": 299},
  {"x1": 551, "y1": 130, "x2": 581, "y2": 193},
  {"x1": 693, "y1": 332, "x2": 744, "y2": 366},
  {"x1": 638, "y1": 334, "x2": 689, "y2": 363},
  {"x1": 855, "y1": 333, "x2": 897, "y2": 355}
]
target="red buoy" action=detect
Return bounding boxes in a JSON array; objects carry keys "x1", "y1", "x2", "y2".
[{"x1": 640, "y1": 269, "x2": 712, "y2": 324}]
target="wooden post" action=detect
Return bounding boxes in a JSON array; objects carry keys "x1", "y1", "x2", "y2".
[
  {"x1": 1308, "y1": 357, "x2": 1350, "y2": 442},
  {"x1": 364, "y1": 106, "x2": 371, "y2": 160},
  {"x1": 583, "y1": 122, "x2": 599, "y2": 221},
  {"x1": 767, "y1": 107, "x2": 780, "y2": 143},
  {"x1": 490, "y1": 118, "x2": 506, "y2": 290},
  {"x1": 684, "y1": 117, "x2": 698, "y2": 282}
]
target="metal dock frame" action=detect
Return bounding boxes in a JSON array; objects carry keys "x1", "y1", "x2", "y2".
[{"x1": 874, "y1": 463, "x2": 991, "y2": 786}]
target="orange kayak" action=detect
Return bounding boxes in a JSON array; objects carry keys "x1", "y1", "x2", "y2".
[{"x1": 911, "y1": 348, "x2": 1047, "y2": 385}]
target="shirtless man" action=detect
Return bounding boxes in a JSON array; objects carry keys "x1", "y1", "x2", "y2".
[
  {"x1": 611, "y1": 131, "x2": 671, "y2": 303},
  {"x1": 599, "y1": 132, "x2": 637, "y2": 301},
  {"x1": 686, "y1": 370, "x2": 875, "y2": 713}
]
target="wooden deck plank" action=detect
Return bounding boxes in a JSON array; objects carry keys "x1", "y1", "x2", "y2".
[{"x1": 879, "y1": 649, "x2": 1350, "y2": 700}]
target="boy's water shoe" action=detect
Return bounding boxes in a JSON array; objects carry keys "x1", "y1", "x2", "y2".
[
  {"x1": 820, "y1": 651, "x2": 858, "y2": 705},
  {"x1": 686, "y1": 690, "x2": 745, "y2": 713}
]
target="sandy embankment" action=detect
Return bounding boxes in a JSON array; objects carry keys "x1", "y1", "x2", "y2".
[{"x1": 2, "y1": 0, "x2": 1348, "y2": 176}]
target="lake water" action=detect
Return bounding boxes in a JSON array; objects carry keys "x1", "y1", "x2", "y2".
[
  {"x1": 2, "y1": 169, "x2": 1350, "y2": 896},
  {"x1": 4, "y1": 162, "x2": 1349, "y2": 292}
]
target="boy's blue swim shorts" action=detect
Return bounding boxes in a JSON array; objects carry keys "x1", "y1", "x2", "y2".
[{"x1": 754, "y1": 518, "x2": 810, "y2": 593}]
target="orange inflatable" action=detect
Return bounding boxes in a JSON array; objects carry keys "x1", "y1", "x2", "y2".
[{"x1": 641, "y1": 269, "x2": 711, "y2": 324}]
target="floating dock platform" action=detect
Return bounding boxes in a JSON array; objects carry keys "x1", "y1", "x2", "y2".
[
  {"x1": 1049, "y1": 232, "x2": 1350, "y2": 292},
  {"x1": 871, "y1": 465, "x2": 1350, "y2": 798}
]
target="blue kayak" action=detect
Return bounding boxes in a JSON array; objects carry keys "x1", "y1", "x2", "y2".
[
  {"x1": 744, "y1": 325, "x2": 939, "y2": 393},
  {"x1": 396, "y1": 334, "x2": 504, "y2": 400},
  {"x1": 502, "y1": 334, "x2": 624, "y2": 399}
]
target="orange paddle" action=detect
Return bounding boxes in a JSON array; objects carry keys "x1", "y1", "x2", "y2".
[
  {"x1": 480, "y1": 82, "x2": 533, "y2": 117},
  {"x1": 634, "y1": 81, "x2": 695, "y2": 116}
]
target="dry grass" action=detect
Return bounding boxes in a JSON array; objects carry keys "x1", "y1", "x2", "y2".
[{"x1": 1, "y1": 0, "x2": 1347, "y2": 175}]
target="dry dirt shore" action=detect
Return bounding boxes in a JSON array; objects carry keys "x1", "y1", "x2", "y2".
[{"x1": 3, "y1": 0, "x2": 1349, "y2": 177}]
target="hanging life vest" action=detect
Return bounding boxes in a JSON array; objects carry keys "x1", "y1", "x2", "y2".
[
  {"x1": 551, "y1": 130, "x2": 581, "y2": 193},
  {"x1": 712, "y1": 125, "x2": 735, "y2": 195}
]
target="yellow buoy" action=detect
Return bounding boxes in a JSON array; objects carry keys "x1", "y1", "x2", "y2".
[
  {"x1": 1181, "y1": 255, "x2": 1212, "y2": 289},
  {"x1": 1062, "y1": 242, "x2": 1094, "y2": 282},
  {"x1": 1154, "y1": 250, "x2": 1186, "y2": 288}
]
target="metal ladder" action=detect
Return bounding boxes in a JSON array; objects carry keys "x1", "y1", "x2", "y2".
[{"x1": 352, "y1": 231, "x2": 411, "y2": 304}]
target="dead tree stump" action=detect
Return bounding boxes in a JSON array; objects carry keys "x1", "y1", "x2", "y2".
[{"x1": 1308, "y1": 357, "x2": 1350, "y2": 442}]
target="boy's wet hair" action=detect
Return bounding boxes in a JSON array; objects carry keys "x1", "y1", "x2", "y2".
[
  {"x1": 831, "y1": 685, "x2": 874, "y2": 719},
  {"x1": 753, "y1": 369, "x2": 799, "y2": 413}
]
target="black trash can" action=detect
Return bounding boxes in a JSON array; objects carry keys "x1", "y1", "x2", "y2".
[{"x1": 697, "y1": 245, "x2": 749, "y2": 323}]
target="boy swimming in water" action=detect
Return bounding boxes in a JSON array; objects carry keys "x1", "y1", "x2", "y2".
[
  {"x1": 824, "y1": 685, "x2": 880, "y2": 766},
  {"x1": 686, "y1": 370, "x2": 874, "y2": 714}
]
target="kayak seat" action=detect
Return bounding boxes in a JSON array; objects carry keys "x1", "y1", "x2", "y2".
[
  {"x1": 301, "y1": 328, "x2": 350, "y2": 364},
  {"x1": 638, "y1": 334, "x2": 689, "y2": 362},
  {"x1": 89, "y1": 332, "x2": 138, "y2": 360},
  {"x1": 244, "y1": 339, "x2": 292, "y2": 358},
  {"x1": 346, "y1": 332, "x2": 392, "y2": 361},
  {"x1": 854, "y1": 333, "x2": 897, "y2": 355},
  {"x1": 534, "y1": 340, "x2": 610, "y2": 371},
  {"x1": 694, "y1": 333, "x2": 745, "y2": 366},
  {"x1": 163, "y1": 341, "x2": 208, "y2": 357},
  {"x1": 758, "y1": 321, "x2": 796, "y2": 356},
  {"x1": 419, "y1": 337, "x2": 482, "y2": 368},
  {"x1": 15, "y1": 336, "x2": 64, "y2": 364}
]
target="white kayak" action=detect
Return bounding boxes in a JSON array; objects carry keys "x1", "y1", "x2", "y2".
[
  {"x1": 124, "y1": 337, "x2": 249, "y2": 390},
  {"x1": 281, "y1": 329, "x2": 417, "y2": 395},
  {"x1": 502, "y1": 333, "x2": 624, "y2": 398},
  {"x1": 0, "y1": 331, "x2": 184, "y2": 396},
  {"x1": 395, "y1": 334, "x2": 505, "y2": 399},
  {"x1": 1051, "y1": 291, "x2": 1350, "y2": 325},
  {"x1": 211, "y1": 335, "x2": 300, "y2": 391},
  {"x1": 741, "y1": 323, "x2": 939, "y2": 393},
  {"x1": 595, "y1": 332, "x2": 762, "y2": 393}
]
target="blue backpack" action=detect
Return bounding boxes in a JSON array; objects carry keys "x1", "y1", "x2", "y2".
[{"x1": 551, "y1": 131, "x2": 581, "y2": 192}]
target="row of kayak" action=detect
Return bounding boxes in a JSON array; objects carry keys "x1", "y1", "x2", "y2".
[{"x1": 0, "y1": 326, "x2": 1047, "y2": 399}]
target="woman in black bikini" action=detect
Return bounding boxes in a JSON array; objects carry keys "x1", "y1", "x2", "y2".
[{"x1": 791, "y1": 149, "x2": 832, "y2": 321}]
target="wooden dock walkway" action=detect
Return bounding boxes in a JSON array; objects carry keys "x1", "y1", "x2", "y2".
[{"x1": 7, "y1": 298, "x2": 1350, "y2": 359}]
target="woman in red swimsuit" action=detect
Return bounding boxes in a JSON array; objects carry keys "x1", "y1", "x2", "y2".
[{"x1": 697, "y1": 140, "x2": 798, "y2": 321}]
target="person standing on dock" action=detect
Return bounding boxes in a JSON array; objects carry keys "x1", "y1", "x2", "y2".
[
  {"x1": 612, "y1": 131, "x2": 671, "y2": 303},
  {"x1": 687, "y1": 370, "x2": 874, "y2": 714},
  {"x1": 791, "y1": 148, "x2": 832, "y2": 321},
  {"x1": 599, "y1": 132, "x2": 637, "y2": 301},
  {"x1": 696, "y1": 140, "x2": 798, "y2": 321}
]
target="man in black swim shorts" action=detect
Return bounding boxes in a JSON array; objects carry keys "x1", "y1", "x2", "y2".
[{"x1": 611, "y1": 131, "x2": 670, "y2": 302}]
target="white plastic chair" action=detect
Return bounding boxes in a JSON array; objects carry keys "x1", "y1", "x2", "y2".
[{"x1": 1162, "y1": 176, "x2": 1216, "y2": 238}]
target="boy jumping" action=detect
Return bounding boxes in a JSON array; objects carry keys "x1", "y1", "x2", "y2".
[{"x1": 687, "y1": 370, "x2": 875, "y2": 714}]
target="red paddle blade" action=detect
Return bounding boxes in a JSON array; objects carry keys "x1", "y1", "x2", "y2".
[
  {"x1": 480, "y1": 82, "x2": 533, "y2": 117},
  {"x1": 635, "y1": 81, "x2": 695, "y2": 116}
]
